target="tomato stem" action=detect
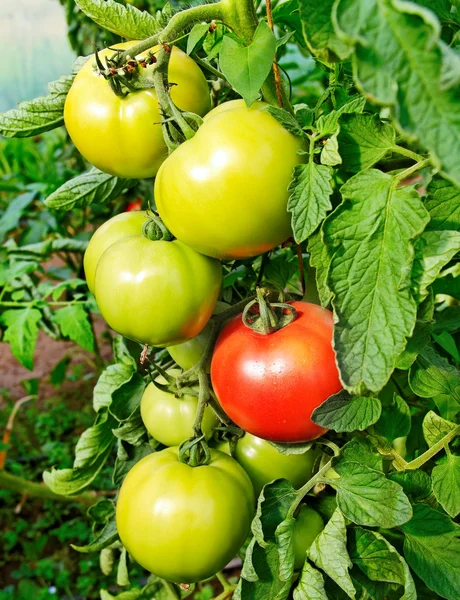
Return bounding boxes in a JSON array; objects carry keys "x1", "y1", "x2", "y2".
[{"x1": 242, "y1": 287, "x2": 297, "y2": 335}]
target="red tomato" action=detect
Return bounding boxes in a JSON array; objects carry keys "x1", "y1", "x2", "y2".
[
  {"x1": 126, "y1": 199, "x2": 142, "y2": 212},
  {"x1": 210, "y1": 302, "x2": 342, "y2": 442}
]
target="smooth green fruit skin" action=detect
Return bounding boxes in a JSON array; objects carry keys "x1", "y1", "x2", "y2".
[
  {"x1": 94, "y1": 237, "x2": 222, "y2": 347},
  {"x1": 140, "y1": 369, "x2": 218, "y2": 446},
  {"x1": 218, "y1": 433, "x2": 318, "y2": 497},
  {"x1": 155, "y1": 99, "x2": 305, "y2": 260},
  {"x1": 167, "y1": 301, "x2": 229, "y2": 370},
  {"x1": 84, "y1": 211, "x2": 149, "y2": 295},
  {"x1": 116, "y1": 447, "x2": 255, "y2": 583},
  {"x1": 293, "y1": 506, "x2": 324, "y2": 570}
]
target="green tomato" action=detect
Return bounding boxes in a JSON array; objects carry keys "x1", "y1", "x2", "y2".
[
  {"x1": 218, "y1": 433, "x2": 318, "y2": 497},
  {"x1": 65, "y1": 43, "x2": 210, "y2": 179},
  {"x1": 167, "y1": 301, "x2": 229, "y2": 370},
  {"x1": 84, "y1": 211, "x2": 149, "y2": 295},
  {"x1": 293, "y1": 506, "x2": 324, "y2": 570},
  {"x1": 92, "y1": 227, "x2": 222, "y2": 347},
  {"x1": 140, "y1": 369, "x2": 219, "y2": 446},
  {"x1": 116, "y1": 447, "x2": 255, "y2": 582},
  {"x1": 155, "y1": 99, "x2": 305, "y2": 260}
]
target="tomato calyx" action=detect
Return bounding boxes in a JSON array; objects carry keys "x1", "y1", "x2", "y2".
[
  {"x1": 142, "y1": 212, "x2": 174, "y2": 242},
  {"x1": 242, "y1": 287, "x2": 297, "y2": 335}
]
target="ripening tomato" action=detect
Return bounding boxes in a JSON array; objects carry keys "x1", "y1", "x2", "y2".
[
  {"x1": 232, "y1": 433, "x2": 318, "y2": 497},
  {"x1": 84, "y1": 211, "x2": 149, "y2": 295},
  {"x1": 167, "y1": 301, "x2": 229, "y2": 370},
  {"x1": 293, "y1": 506, "x2": 324, "y2": 569},
  {"x1": 140, "y1": 369, "x2": 218, "y2": 446},
  {"x1": 210, "y1": 302, "x2": 342, "y2": 442},
  {"x1": 126, "y1": 199, "x2": 142, "y2": 212},
  {"x1": 64, "y1": 42, "x2": 210, "y2": 179},
  {"x1": 116, "y1": 447, "x2": 255, "y2": 582},
  {"x1": 154, "y1": 99, "x2": 305, "y2": 260}
]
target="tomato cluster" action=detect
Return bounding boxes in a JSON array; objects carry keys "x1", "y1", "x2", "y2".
[{"x1": 75, "y1": 46, "x2": 340, "y2": 584}]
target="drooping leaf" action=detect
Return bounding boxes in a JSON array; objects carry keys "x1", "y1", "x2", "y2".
[
  {"x1": 72, "y1": 517, "x2": 118, "y2": 553},
  {"x1": 0, "y1": 308, "x2": 41, "y2": 370},
  {"x1": 307, "y1": 228, "x2": 333, "y2": 307},
  {"x1": 334, "y1": 0, "x2": 460, "y2": 184},
  {"x1": 266, "y1": 106, "x2": 305, "y2": 137},
  {"x1": 187, "y1": 23, "x2": 210, "y2": 55},
  {"x1": 432, "y1": 454, "x2": 460, "y2": 518},
  {"x1": 299, "y1": 0, "x2": 352, "y2": 62},
  {"x1": 45, "y1": 169, "x2": 132, "y2": 211},
  {"x1": 402, "y1": 504, "x2": 460, "y2": 600},
  {"x1": 293, "y1": 561, "x2": 328, "y2": 600},
  {"x1": 93, "y1": 348, "x2": 137, "y2": 414},
  {"x1": 388, "y1": 470, "x2": 432, "y2": 501},
  {"x1": 110, "y1": 374, "x2": 146, "y2": 422},
  {"x1": 308, "y1": 509, "x2": 356, "y2": 599},
  {"x1": 312, "y1": 390, "x2": 381, "y2": 432},
  {"x1": 324, "y1": 169, "x2": 429, "y2": 393},
  {"x1": 219, "y1": 21, "x2": 276, "y2": 106},
  {"x1": 396, "y1": 293, "x2": 434, "y2": 369},
  {"x1": 337, "y1": 113, "x2": 396, "y2": 173},
  {"x1": 53, "y1": 304, "x2": 94, "y2": 353},
  {"x1": 374, "y1": 394, "x2": 411, "y2": 442},
  {"x1": 331, "y1": 462, "x2": 413, "y2": 527},
  {"x1": 425, "y1": 176, "x2": 460, "y2": 232}
]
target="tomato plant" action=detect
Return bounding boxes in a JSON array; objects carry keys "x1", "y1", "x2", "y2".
[
  {"x1": 140, "y1": 369, "x2": 218, "y2": 445},
  {"x1": 116, "y1": 447, "x2": 254, "y2": 583},
  {"x1": 211, "y1": 300, "x2": 342, "y2": 442},
  {"x1": 1, "y1": 0, "x2": 460, "y2": 598},
  {"x1": 65, "y1": 42, "x2": 210, "y2": 179}
]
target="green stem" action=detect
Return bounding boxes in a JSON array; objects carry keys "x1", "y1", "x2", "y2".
[
  {"x1": 393, "y1": 158, "x2": 432, "y2": 185},
  {"x1": 391, "y1": 145, "x2": 425, "y2": 163},
  {"x1": 216, "y1": 571, "x2": 233, "y2": 591},
  {"x1": 192, "y1": 54, "x2": 225, "y2": 79},
  {"x1": 404, "y1": 424, "x2": 460, "y2": 470},
  {"x1": 287, "y1": 458, "x2": 335, "y2": 518}
]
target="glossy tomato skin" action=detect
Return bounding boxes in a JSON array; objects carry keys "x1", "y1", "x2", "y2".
[
  {"x1": 167, "y1": 301, "x2": 229, "y2": 370},
  {"x1": 293, "y1": 506, "x2": 324, "y2": 569},
  {"x1": 116, "y1": 447, "x2": 255, "y2": 583},
  {"x1": 65, "y1": 42, "x2": 210, "y2": 179},
  {"x1": 211, "y1": 301, "x2": 342, "y2": 442},
  {"x1": 94, "y1": 237, "x2": 222, "y2": 347},
  {"x1": 84, "y1": 211, "x2": 149, "y2": 295},
  {"x1": 140, "y1": 369, "x2": 218, "y2": 446},
  {"x1": 233, "y1": 433, "x2": 318, "y2": 497},
  {"x1": 155, "y1": 99, "x2": 305, "y2": 260}
]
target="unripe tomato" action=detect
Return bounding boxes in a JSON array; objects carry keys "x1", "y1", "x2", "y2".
[
  {"x1": 211, "y1": 302, "x2": 342, "y2": 442},
  {"x1": 155, "y1": 100, "x2": 304, "y2": 260},
  {"x1": 233, "y1": 433, "x2": 318, "y2": 497},
  {"x1": 64, "y1": 42, "x2": 210, "y2": 179},
  {"x1": 84, "y1": 211, "x2": 149, "y2": 295},
  {"x1": 116, "y1": 447, "x2": 255, "y2": 582},
  {"x1": 93, "y1": 233, "x2": 222, "y2": 347},
  {"x1": 167, "y1": 301, "x2": 229, "y2": 370},
  {"x1": 293, "y1": 506, "x2": 324, "y2": 569},
  {"x1": 140, "y1": 369, "x2": 218, "y2": 446}
]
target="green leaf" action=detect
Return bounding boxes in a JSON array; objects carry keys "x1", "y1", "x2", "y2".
[
  {"x1": 349, "y1": 527, "x2": 416, "y2": 600},
  {"x1": 396, "y1": 293, "x2": 434, "y2": 370},
  {"x1": 425, "y1": 177, "x2": 460, "y2": 232},
  {"x1": 53, "y1": 304, "x2": 94, "y2": 353},
  {"x1": 293, "y1": 561, "x2": 328, "y2": 600},
  {"x1": 331, "y1": 462, "x2": 413, "y2": 527},
  {"x1": 45, "y1": 169, "x2": 131, "y2": 211},
  {"x1": 112, "y1": 412, "x2": 147, "y2": 446},
  {"x1": 75, "y1": 0, "x2": 163, "y2": 39},
  {"x1": 263, "y1": 248, "x2": 299, "y2": 290},
  {"x1": 402, "y1": 504, "x2": 460, "y2": 600},
  {"x1": 0, "y1": 308, "x2": 41, "y2": 370},
  {"x1": 315, "y1": 97, "x2": 366, "y2": 138},
  {"x1": 0, "y1": 192, "x2": 36, "y2": 242},
  {"x1": 308, "y1": 509, "x2": 356, "y2": 599},
  {"x1": 307, "y1": 228, "x2": 333, "y2": 307},
  {"x1": 113, "y1": 442, "x2": 153, "y2": 487},
  {"x1": 72, "y1": 517, "x2": 118, "y2": 553},
  {"x1": 187, "y1": 23, "x2": 209, "y2": 55},
  {"x1": 44, "y1": 411, "x2": 116, "y2": 496},
  {"x1": 410, "y1": 346, "x2": 460, "y2": 420},
  {"x1": 422, "y1": 410, "x2": 457, "y2": 447},
  {"x1": 265, "y1": 106, "x2": 305, "y2": 137},
  {"x1": 252, "y1": 480, "x2": 298, "y2": 545},
  {"x1": 236, "y1": 543, "x2": 293, "y2": 600},
  {"x1": 324, "y1": 169, "x2": 429, "y2": 393},
  {"x1": 110, "y1": 374, "x2": 146, "y2": 422},
  {"x1": 93, "y1": 351, "x2": 137, "y2": 413},
  {"x1": 434, "y1": 306, "x2": 460, "y2": 333},
  {"x1": 268, "y1": 441, "x2": 313, "y2": 455},
  {"x1": 219, "y1": 21, "x2": 276, "y2": 106},
  {"x1": 288, "y1": 162, "x2": 333, "y2": 243},
  {"x1": 337, "y1": 114, "x2": 396, "y2": 173},
  {"x1": 374, "y1": 394, "x2": 411, "y2": 441},
  {"x1": 0, "y1": 75, "x2": 73, "y2": 138},
  {"x1": 275, "y1": 516, "x2": 296, "y2": 582},
  {"x1": 411, "y1": 230, "x2": 460, "y2": 302},
  {"x1": 433, "y1": 330, "x2": 460, "y2": 362},
  {"x1": 117, "y1": 546, "x2": 130, "y2": 587},
  {"x1": 433, "y1": 275, "x2": 460, "y2": 301},
  {"x1": 334, "y1": 0, "x2": 460, "y2": 185},
  {"x1": 388, "y1": 470, "x2": 432, "y2": 500},
  {"x1": 320, "y1": 132, "x2": 342, "y2": 166},
  {"x1": 299, "y1": 0, "x2": 352, "y2": 62},
  {"x1": 432, "y1": 454, "x2": 460, "y2": 518},
  {"x1": 338, "y1": 437, "x2": 383, "y2": 471},
  {"x1": 312, "y1": 390, "x2": 381, "y2": 432}
]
